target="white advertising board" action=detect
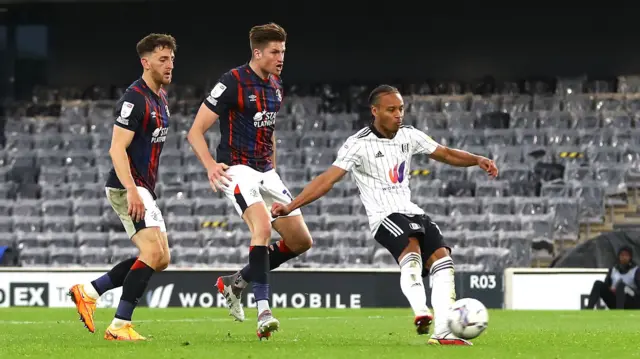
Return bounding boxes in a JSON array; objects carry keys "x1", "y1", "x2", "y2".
[
  {"x1": 504, "y1": 268, "x2": 608, "y2": 310},
  {"x1": 0, "y1": 271, "x2": 121, "y2": 308}
]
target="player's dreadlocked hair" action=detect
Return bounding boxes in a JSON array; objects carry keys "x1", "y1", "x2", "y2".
[
  {"x1": 368, "y1": 85, "x2": 400, "y2": 106},
  {"x1": 249, "y1": 23, "x2": 287, "y2": 50},
  {"x1": 136, "y1": 33, "x2": 177, "y2": 57}
]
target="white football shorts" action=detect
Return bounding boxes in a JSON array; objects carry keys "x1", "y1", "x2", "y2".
[
  {"x1": 221, "y1": 165, "x2": 301, "y2": 221},
  {"x1": 105, "y1": 186, "x2": 166, "y2": 238}
]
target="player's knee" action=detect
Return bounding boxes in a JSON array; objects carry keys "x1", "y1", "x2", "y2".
[
  {"x1": 430, "y1": 247, "x2": 451, "y2": 261},
  {"x1": 300, "y1": 234, "x2": 313, "y2": 251},
  {"x1": 135, "y1": 230, "x2": 169, "y2": 270},
  {"x1": 139, "y1": 246, "x2": 165, "y2": 270},
  {"x1": 425, "y1": 247, "x2": 452, "y2": 271},
  {"x1": 251, "y1": 222, "x2": 272, "y2": 243},
  {"x1": 156, "y1": 251, "x2": 171, "y2": 271},
  {"x1": 290, "y1": 233, "x2": 313, "y2": 253}
]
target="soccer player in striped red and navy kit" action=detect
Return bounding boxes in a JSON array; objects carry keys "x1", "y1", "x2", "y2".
[
  {"x1": 69, "y1": 34, "x2": 176, "y2": 341},
  {"x1": 188, "y1": 23, "x2": 313, "y2": 339}
]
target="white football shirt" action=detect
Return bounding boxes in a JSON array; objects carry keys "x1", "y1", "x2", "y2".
[{"x1": 332, "y1": 125, "x2": 440, "y2": 235}]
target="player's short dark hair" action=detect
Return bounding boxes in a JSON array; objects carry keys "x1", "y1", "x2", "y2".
[
  {"x1": 368, "y1": 85, "x2": 400, "y2": 106},
  {"x1": 249, "y1": 23, "x2": 287, "y2": 50},
  {"x1": 136, "y1": 33, "x2": 177, "y2": 57}
]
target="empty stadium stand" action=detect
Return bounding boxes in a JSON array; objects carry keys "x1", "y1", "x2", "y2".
[{"x1": 1, "y1": 75, "x2": 640, "y2": 271}]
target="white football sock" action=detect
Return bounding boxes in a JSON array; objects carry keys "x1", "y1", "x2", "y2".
[
  {"x1": 430, "y1": 256, "x2": 456, "y2": 335},
  {"x1": 399, "y1": 252, "x2": 431, "y2": 317},
  {"x1": 110, "y1": 318, "x2": 130, "y2": 329},
  {"x1": 82, "y1": 283, "x2": 100, "y2": 300},
  {"x1": 257, "y1": 300, "x2": 270, "y2": 315}
]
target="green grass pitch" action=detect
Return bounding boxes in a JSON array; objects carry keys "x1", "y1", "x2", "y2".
[{"x1": 0, "y1": 308, "x2": 638, "y2": 358}]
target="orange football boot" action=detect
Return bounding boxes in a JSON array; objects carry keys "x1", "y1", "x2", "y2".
[
  {"x1": 104, "y1": 323, "x2": 147, "y2": 341},
  {"x1": 68, "y1": 284, "x2": 97, "y2": 333}
]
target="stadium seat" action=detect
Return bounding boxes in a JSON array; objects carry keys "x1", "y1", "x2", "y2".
[
  {"x1": 5, "y1": 134, "x2": 34, "y2": 151},
  {"x1": 90, "y1": 133, "x2": 110, "y2": 151},
  {"x1": 421, "y1": 197, "x2": 448, "y2": 216},
  {"x1": 79, "y1": 247, "x2": 110, "y2": 265},
  {"x1": 539, "y1": 111, "x2": 573, "y2": 129},
  {"x1": 548, "y1": 129, "x2": 578, "y2": 146},
  {"x1": 323, "y1": 215, "x2": 352, "y2": 232},
  {"x1": 548, "y1": 198, "x2": 579, "y2": 239},
  {"x1": 372, "y1": 247, "x2": 396, "y2": 267},
  {"x1": 278, "y1": 150, "x2": 303, "y2": 167},
  {"x1": 453, "y1": 215, "x2": 488, "y2": 231},
  {"x1": 514, "y1": 197, "x2": 547, "y2": 215},
  {"x1": 0, "y1": 200, "x2": 13, "y2": 216},
  {"x1": 205, "y1": 247, "x2": 240, "y2": 266},
  {"x1": 411, "y1": 96, "x2": 440, "y2": 113},
  {"x1": 470, "y1": 95, "x2": 500, "y2": 114},
  {"x1": 340, "y1": 247, "x2": 372, "y2": 266},
  {"x1": 43, "y1": 216, "x2": 74, "y2": 232},
  {"x1": 77, "y1": 232, "x2": 108, "y2": 248},
  {"x1": 573, "y1": 112, "x2": 600, "y2": 129},
  {"x1": 510, "y1": 111, "x2": 538, "y2": 129},
  {"x1": 166, "y1": 215, "x2": 198, "y2": 232},
  {"x1": 481, "y1": 197, "x2": 513, "y2": 215},
  {"x1": 70, "y1": 183, "x2": 103, "y2": 199},
  {"x1": 476, "y1": 180, "x2": 509, "y2": 197},
  {"x1": 532, "y1": 94, "x2": 562, "y2": 111},
  {"x1": 5, "y1": 83, "x2": 640, "y2": 271},
  {"x1": 488, "y1": 214, "x2": 521, "y2": 232},
  {"x1": 572, "y1": 181, "x2": 605, "y2": 223},
  {"x1": 172, "y1": 231, "x2": 202, "y2": 248},
  {"x1": 41, "y1": 184, "x2": 71, "y2": 199},
  {"x1": 311, "y1": 231, "x2": 335, "y2": 248},
  {"x1": 431, "y1": 215, "x2": 452, "y2": 231},
  {"x1": 13, "y1": 216, "x2": 42, "y2": 233},
  {"x1": 493, "y1": 146, "x2": 523, "y2": 164},
  {"x1": 109, "y1": 232, "x2": 135, "y2": 249},
  {"x1": 19, "y1": 247, "x2": 49, "y2": 266},
  {"x1": 416, "y1": 112, "x2": 448, "y2": 131}
]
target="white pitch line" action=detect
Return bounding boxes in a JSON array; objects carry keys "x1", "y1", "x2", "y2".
[{"x1": 0, "y1": 315, "x2": 394, "y2": 325}]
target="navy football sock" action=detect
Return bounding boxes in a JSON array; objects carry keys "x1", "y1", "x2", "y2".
[
  {"x1": 115, "y1": 259, "x2": 155, "y2": 321},
  {"x1": 240, "y1": 241, "x2": 298, "y2": 283},
  {"x1": 91, "y1": 257, "x2": 137, "y2": 296}
]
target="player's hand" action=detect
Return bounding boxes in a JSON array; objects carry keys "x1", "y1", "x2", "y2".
[
  {"x1": 478, "y1": 157, "x2": 498, "y2": 178},
  {"x1": 126, "y1": 188, "x2": 145, "y2": 222},
  {"x1": 271, "y1": 202, "x2": 291, "y2": 218},
  {"x1": 207, "y1": 162, "x2": 232, "y2": 192}
]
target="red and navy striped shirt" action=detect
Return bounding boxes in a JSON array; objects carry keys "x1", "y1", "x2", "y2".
[
  {"x1": 106, "y1": 78, "x2": 170, "y2": 199},
  {"x1": 204, "y1": 64, "x2": 283, "y2": 172}
]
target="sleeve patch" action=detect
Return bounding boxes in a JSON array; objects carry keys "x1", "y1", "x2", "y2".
[
  {"x1": 121, "y1": 101, "x2": 134, "y2": 119},
  {"x1": 210, "y1": 82, "x2": 227, "y2": 99}
]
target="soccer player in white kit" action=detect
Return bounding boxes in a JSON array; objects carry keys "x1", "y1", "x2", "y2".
[{"x1": 271, "y1": 85, "x2": 498, "y2": 345}]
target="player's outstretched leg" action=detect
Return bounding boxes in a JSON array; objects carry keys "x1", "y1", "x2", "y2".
[
  {"x1": 398, "y1": 249, "x2": 433, "y2": 335},
  {"x1": 426, "y1": 248, "x2": 471, "y2": 346},
  {"x1": 104, "y1": 228, "x2": 170, "y2": 341},
  {"x1": 216, "y1": 271, "x2": 246, "y2": 322},
  {"x1": 69, "y1": 257, "x2": 137, "y2": 333},
  {"x1": 243, "y1": 204, "x2": 280, "y2": 339},
  {"x1": 218, "y1": 239, "x2": 303, "y2": 321},
  {"x1": 217, "y1": 215, "x2": 312, "y2": 323}
]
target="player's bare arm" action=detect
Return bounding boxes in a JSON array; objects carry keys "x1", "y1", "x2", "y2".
[
  {"x1": 187, "y1": 103, "x2": 232, "y2": 191},
  {"x1": 429, "y1": 145, "x2": 498, "y2": 178},
  {"x1": 271, "y1": 165, "x2": 347, "y2": 217},
  {"x1": 109, "y1": 125, "x2": 145, "y2": 222}
]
